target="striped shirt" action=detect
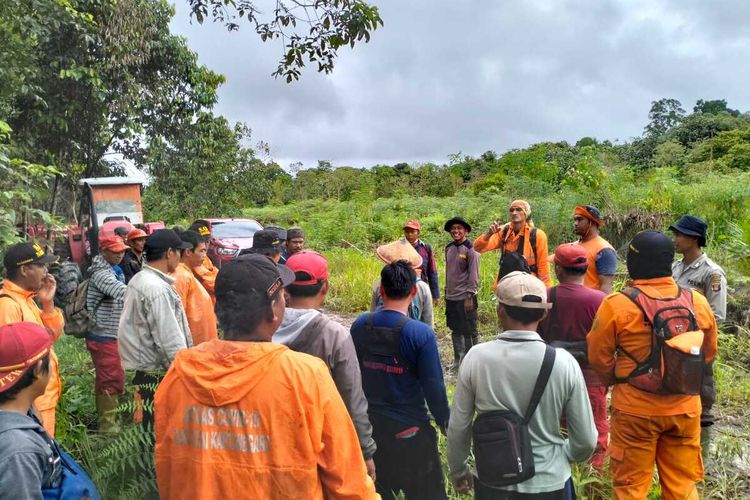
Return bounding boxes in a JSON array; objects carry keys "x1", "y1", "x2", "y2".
[{"x1": 86, "y1": 255, "x2": 127, "y2": 339}]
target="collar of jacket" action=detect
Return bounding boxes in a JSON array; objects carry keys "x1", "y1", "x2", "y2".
[
  {"x1": 143, "y1": 264, "x2": 176, "y2": 285},
  {"x1": 630, "y1": 276, "x2": 676, "y2": 287},
  {"x1": 0, "y1": 279, "x2": 35, "y2": 300},
  {"x1": 448, "y1": 239, "x2": 473, "y2": 249},
  {"x1": 497, "y1": 330, "x2": 543, "y2": 342}
]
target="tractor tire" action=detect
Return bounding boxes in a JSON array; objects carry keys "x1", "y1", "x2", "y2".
[{"x1": 49, "y1": 261, "x2": 82, "y2": 308}]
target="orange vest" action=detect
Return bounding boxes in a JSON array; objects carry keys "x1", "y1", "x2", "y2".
[
  {"x1": 171, "y1": 263, "x2": 218, "y2": 345},
  {"x1": 155, "y1": 341, "x2": 378, "y2": 499},
  {"x1": 588, "y1": 277, "x2": 718, "y2": 416},
  {"x1": 192, "y1": 256, "x2": 218, "y2": 304},
  {"x1": 578, "y1": 236, "x2": 614, "y2": 290},
  {"x1": 0, "y1": 280, "x2": 64, "y2": 436}
]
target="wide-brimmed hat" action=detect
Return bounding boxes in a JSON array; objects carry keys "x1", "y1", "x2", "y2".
[
  {"x1": 444, "y1": 217, "x2": 472, "y2": 233},
  {"x1": 669, "y1": 215, "x2": 708, "y2": 246},
  {"x1": 376, "y1": 240, "x2": 423, "y2": 269}
]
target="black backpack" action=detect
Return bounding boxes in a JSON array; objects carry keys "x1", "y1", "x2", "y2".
[
  {"x1": 498, "y1": 226, "x2": 538, "y2": 280},
  {"x1": 472, "y1": 342, "x2": 555, "y2": 487}
]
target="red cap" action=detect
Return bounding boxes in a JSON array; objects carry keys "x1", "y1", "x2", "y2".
[
  {"x1": 99, "y1": 235, "x2": 129, "y2": 253},
  {"x1": 0, "y1": 322, "x2": 53, "y2": 393},
  {"x1": 554, "y1": 243, "x2": 589, "y2": 269},
  {"x1": 403, "y1": 220, "x2": 421, "y2": 231},
  {"x1": 286, "y1": 251, "x2": 329, "y2": 285},
  {"x1": 127, "y1": 228, "x2": 148, "y2": 241}
]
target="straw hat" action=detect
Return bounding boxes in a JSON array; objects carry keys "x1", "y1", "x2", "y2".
[{"x1": 376, "y1": 240, "x2": 423, "y2": 269}]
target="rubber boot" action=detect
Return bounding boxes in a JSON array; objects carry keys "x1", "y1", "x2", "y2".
[
  {"x1": 96, "y1": 393, "x2": 121, "y2": 433},
  {"x1": 447, "y1": 333, "x2": 465, "y2": 371}
]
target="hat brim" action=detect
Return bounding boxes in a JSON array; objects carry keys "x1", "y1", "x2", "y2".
[
  {"x1": 101, "y1": 243, "x2": 130, "y2": 253},
  {"x1": 444, "y1": 218, "x2": 472, "y2": 233},
  {"x1": 35, "y1": 254, "x2": 59, "y2": 265},
  {"x1": 277, "y1": 264, "x2": 296, "y2": 286},
  {"x1": 668, "y1": 224, "x2": 703, "y2": 239}
]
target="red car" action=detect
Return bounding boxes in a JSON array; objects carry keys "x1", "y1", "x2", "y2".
[{"x1": 205, "y1": 218, "x2": 263, "y2": 267}]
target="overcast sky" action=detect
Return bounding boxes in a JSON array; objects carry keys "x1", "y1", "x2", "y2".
[{"x1": 169, "y1": 0, "x2": 750, "y2": 170}]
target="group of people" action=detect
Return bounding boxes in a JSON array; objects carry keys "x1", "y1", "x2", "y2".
[{"x1": 0, "y1": 199, "x2": 728, "y2": 500}]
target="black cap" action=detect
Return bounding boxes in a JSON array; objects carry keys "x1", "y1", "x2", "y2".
[
  {"x1": 669, "y1": 215, "x2": 708, "y2": 246},
  {"x1": 114, "y1": 226, "x2": 129, "y2": 237},
  {"x1": 145, "y1": 229, "x2": 192, "y2": 252},
  {"x1": 444, "y1": 217, "x2": 472, "y2": 233},
  {"x1": 179, "y1": 230, "x2": 202, "y2": 250},
  {"x1": 216, "y1": 254, "x2": 295, "y2": 299},
  {"x1": 264, "y1": 225, "x2": 287, "y2": 242},
  {"x1": 3, "y1": 242, "x2": 58, "y2": 269},
  {"x1": 252, "y1": 230, "x2": 282, "y2": 250},
  {"x1": 626, "y1": 230, "x2": 674, "y2": 280},
  {"x1": 189, "y1": 220, "x2": 212, "y2": 240},
  {"x1": 287, "y1": 227, "x2": 304, "y2": 240}
]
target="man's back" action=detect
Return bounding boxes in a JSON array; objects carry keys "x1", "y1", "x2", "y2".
[
  {"x1": 274, "y1": 308, "x2": 376, "y2": 459},
  {"x1": 538, "y1": 283, "x2": 606, "y2": 343},
  {"x1": 154, "y1": 340, "x2": 377, "y2": 500},
  {"x1": 350, "y1": 310, "x2": 450, "y2": 428},
  {"x1": 448, "y1": 332, "x2": 596, "y2": 494}
]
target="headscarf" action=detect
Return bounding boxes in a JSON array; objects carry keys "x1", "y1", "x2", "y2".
[{"x1": 574, "y1": 205, "x2": 605, "y2": 227}]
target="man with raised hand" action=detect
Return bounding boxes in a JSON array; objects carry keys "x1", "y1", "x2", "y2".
[
  {"x1": 154, "y1": 254, "x2": 378, "y2": 499},
  {"x1": 351, "y1": 260, "x2": 450, "y2": 500},
  {"x1": 0, "y1": 242, "x2": 62, "y2": 436},
  {"x1": 274, "y1": 250, "x2": 377, "y2": 481}
]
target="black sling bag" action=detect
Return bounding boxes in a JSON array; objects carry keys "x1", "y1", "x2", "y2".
[{"x1": 472, "y1": 341, "x2": 555, "y2": 486}]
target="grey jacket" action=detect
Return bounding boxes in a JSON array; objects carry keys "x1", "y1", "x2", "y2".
[
  {"x1": 273, "y1": 308, "x2": 377, "y2": 458},
  {"x1": 0, "y1": 411, "x2": 60, "y2": 499},
  {"x1": 447, "y1": 330, "x2": 597, "y2": 494},
  {"x1": 86, "y1": 255, "x2": 127, "y2": 338},
  {"x1": 118, "y1": 265, "x2": 192, "y2": 371}
]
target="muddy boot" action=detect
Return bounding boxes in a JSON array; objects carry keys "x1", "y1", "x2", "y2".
[
  {"x1": 447, "y1": 333, "x2": 465, "y2": 371},
  {"x1": 96, "y1": 393, "x2": 121, "y2": 433}
]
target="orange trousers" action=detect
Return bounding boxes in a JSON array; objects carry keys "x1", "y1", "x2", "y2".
[{"x1": 609, "y1": 409, "x2": 702, "y2": 500}]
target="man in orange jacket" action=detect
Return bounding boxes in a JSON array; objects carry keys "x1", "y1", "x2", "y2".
[
  {"x1": 171, "y1": 230, "x2": 218, "y2": 345},
  {"x1": 474, "y1": 199, "x2": 551, "y2": 286},
  {"x1": 573, "y1": 205, "x2": 617, "y2": 293},
  {"x1": 154, "y1": 254, "x2": 379, "y2": 499},
  {"x1": 188, "y1": 220, "x2": 218, "y2": 301},
  {"x1": 0, "y1": 242, "x2": 63, "y2": 436},
  {"x1": 588, "y1": 231, "x2": 718, "y2": 499}
]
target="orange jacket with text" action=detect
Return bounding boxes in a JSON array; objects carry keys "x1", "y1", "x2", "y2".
[
  {"x1": 473, "y1": 222, "x2": 551, "y2": 286},
  {"x1": 0, "y1": 279, "x2": 65, "y2": 436},
  {"x1": 588, "y1": 276, "x2": 718, "y2": 416},
  {"x1": 154, "y1": 340, "x2": 379, "y2": 500},
  {"x1": 171, "y1": 263, "x2": 217, "y2": 345},
  {"x1": 578, "y1": 236, "x2": 615, "y2": 290},
  {"x1": 192, "y1": 256, "x2": 217, "y2": 304}
]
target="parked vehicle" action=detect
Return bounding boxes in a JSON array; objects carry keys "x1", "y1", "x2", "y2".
[{"x1": 205, "y1": 218, "x2": 263, "y2": 267}]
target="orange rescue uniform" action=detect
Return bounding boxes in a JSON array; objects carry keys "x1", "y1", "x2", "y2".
[
  {"x1": 0, "y1": 279, "x2": 65, "y2": 436},
  {"x1": 192, "y1": 255, "x2": 217, "y2": 304},
  {"x1": 473, "y1": 222, "x2": 551, "y2": 286},
  {"x1": 588, "y1": 277, "x2": 718, "y2": 500},
  {"x1": 155, "y1": 340, "x2": 379, "y2": 500},
  {"x1": 171, "y1": 263, "x2": 218, "y2": 345},
  {"x1": 578, "y1": 236, "x2": 615, "y2": 290}
]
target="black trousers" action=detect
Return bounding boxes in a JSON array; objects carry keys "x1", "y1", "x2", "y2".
[
  {"x1": 475, "y1": 477, "x2": 575, "y2": 500},
  {"x1": 446, "y1": 297, "x2": 479, "y2": 357},
  {"x1": 370, "y1": 414, "x2": 447, "y2": 500},
  {"x1": 133, "y1": 371, "x2": 164, "y2": 431}
]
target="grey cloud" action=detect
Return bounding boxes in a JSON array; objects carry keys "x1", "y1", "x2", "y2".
[{"x1": 170, "y1": 0, "x2": 750, "y2": 167}]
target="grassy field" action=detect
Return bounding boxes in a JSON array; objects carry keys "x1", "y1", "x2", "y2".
[{"x1": 53, "y1": 246, "x2": 750, "y2": 499}]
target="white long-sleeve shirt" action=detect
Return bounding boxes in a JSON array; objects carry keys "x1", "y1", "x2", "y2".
[{"x1": 447, "y1": 330, "x2": 597, "y2": 494}]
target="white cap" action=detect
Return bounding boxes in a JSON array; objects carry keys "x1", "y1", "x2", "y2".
[{"x1": 494, "y1": 271, "x2": 551, "y2": 310}]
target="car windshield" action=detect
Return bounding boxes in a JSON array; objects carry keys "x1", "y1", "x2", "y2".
[{"x1": 211, "y1": 220, "x2": 262, "y2": 238}]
